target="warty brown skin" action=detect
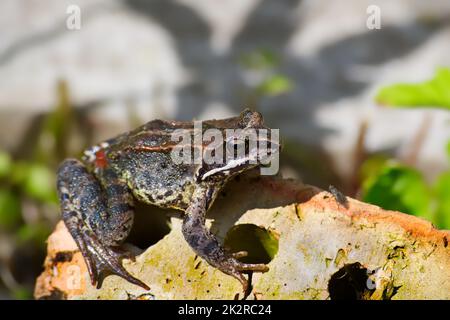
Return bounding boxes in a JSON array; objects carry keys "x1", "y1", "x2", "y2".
[{"x1": 57, "y1": 109, "x2": 276, "y2": 292}]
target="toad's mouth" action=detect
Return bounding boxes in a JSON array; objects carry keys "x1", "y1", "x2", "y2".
[{"x1": 200, "y1": 157, "x2": 252, "y2": 180}]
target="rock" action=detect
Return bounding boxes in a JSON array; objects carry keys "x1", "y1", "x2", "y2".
[{"x1": 34, "y1": 175, "x2": 450, "y2": 299}]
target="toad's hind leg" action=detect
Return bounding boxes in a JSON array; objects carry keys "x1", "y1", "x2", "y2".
[
  {"x1": 182, "y1": 184, "x2": 269, "y2": 294},
  {"x1": 57, "y1": 159, "x2": 149, "y2": 290}
]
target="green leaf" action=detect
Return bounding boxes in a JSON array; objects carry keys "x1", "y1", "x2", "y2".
[
  {"x1": 12, "y1": 287, "x2": 33, "y2": 300},
  {"x1": 17, "y1": 223, "x2": 51, "y2": 245},
  {"x1": 433, "y1": 171, "x2": 450, "y2": 230},
  {"x1": 239, "y1": 49, "x2": 279, "y2": 70},
  {"x1": 375, "y1": 67, "x2": 450, "y2": 110},
  {"x1": 21, "y1": 164, "x2": 57, "y2": 203},
  {"x1": 0, "y1": 150, "x2": 12, "y2": 178},
  {"x1": 362, "y1": 164, "x2": 432, "y2": 221},
  {"x1": 10, "y1": 161, "x2": 30, "y2": 185},
  {"x1": 359, "y1": 155, "x2": 390, "y2": 183},
  {"x1": 446, "y1": 140, "x2": 450, "y2": 162},
  {"x1": 0, "y1": 189, "x2": 22, "y2": 228},
  {"x1": 257, "y1": 74, "x2": 293, "y2": 96}
]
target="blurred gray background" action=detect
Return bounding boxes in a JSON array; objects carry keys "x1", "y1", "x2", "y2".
[{"x1": 1, "y1": 0, "x2": 449, "y2": 181}]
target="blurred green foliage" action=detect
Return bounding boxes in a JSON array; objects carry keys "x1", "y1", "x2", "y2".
[
  {"x1": 376, "y1": 67, "x2": 450, "y2": 110},
  {"x1": 256, "y1": 74, "x2": 293, "y2": 97},
  {"x1": 361, "y1": 157, "x2": 450, "y2": 229},
  {"x1": 17, "y1": 223, "x2": 52, "y2": 245},
  {"x1": 12, "y1": 287, "x2": 33, "y2": 300},
  {"x1": 0, "y1": 187, "x2": 21, "y2": 229},
  {"x1": 361, "y1": 69, "x2": 450, "y2": 229},
  {"x1": 447, "y1": 140, "x2": 450, "y2": 158},
  {"x1": 21, "y1": 164, "x2": 57, "y2": 203},
  {"x1": 0, "y1": 151, "x2": 12, "y2": 178},
  {"x1": 434, "y1": 171, "x2": 450, "y2": 228},
  {"x1": 239, "y1": 48, "x2": 293, "y2": 103},
  {"x1": 239, "y1": 49, "x2": 280, "y2": 70},
  {"x1": 361, "y1": 159, "x2": 433, "y2": 220},
  {"x1": 0, "y1": 80, "x2": 76, "y2": 299},
  {"x1": 35, "y1": 81, "x2": 74, "y2": 164},
  {"x1": 0, "y1": 154, "x2": 56, "y2": 298}
]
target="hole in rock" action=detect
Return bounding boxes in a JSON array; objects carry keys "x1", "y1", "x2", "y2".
[
  {"x1": 127, "y1": 202, "x2": 171, "y2": 250},
  {"x1": 328, "y1": 262, "x2": 374, "y2": 300},
  {"x1": 224, "y1": 224, "x2": 279, "y2": 264}
]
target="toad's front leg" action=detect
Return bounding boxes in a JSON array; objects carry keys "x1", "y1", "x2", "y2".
[
  {"x1": 57, "y1": 159, "x2": 149, "y2": 290},
  {"x1": 182, "y1": 184, "x2": 269, "y2": 294}
]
